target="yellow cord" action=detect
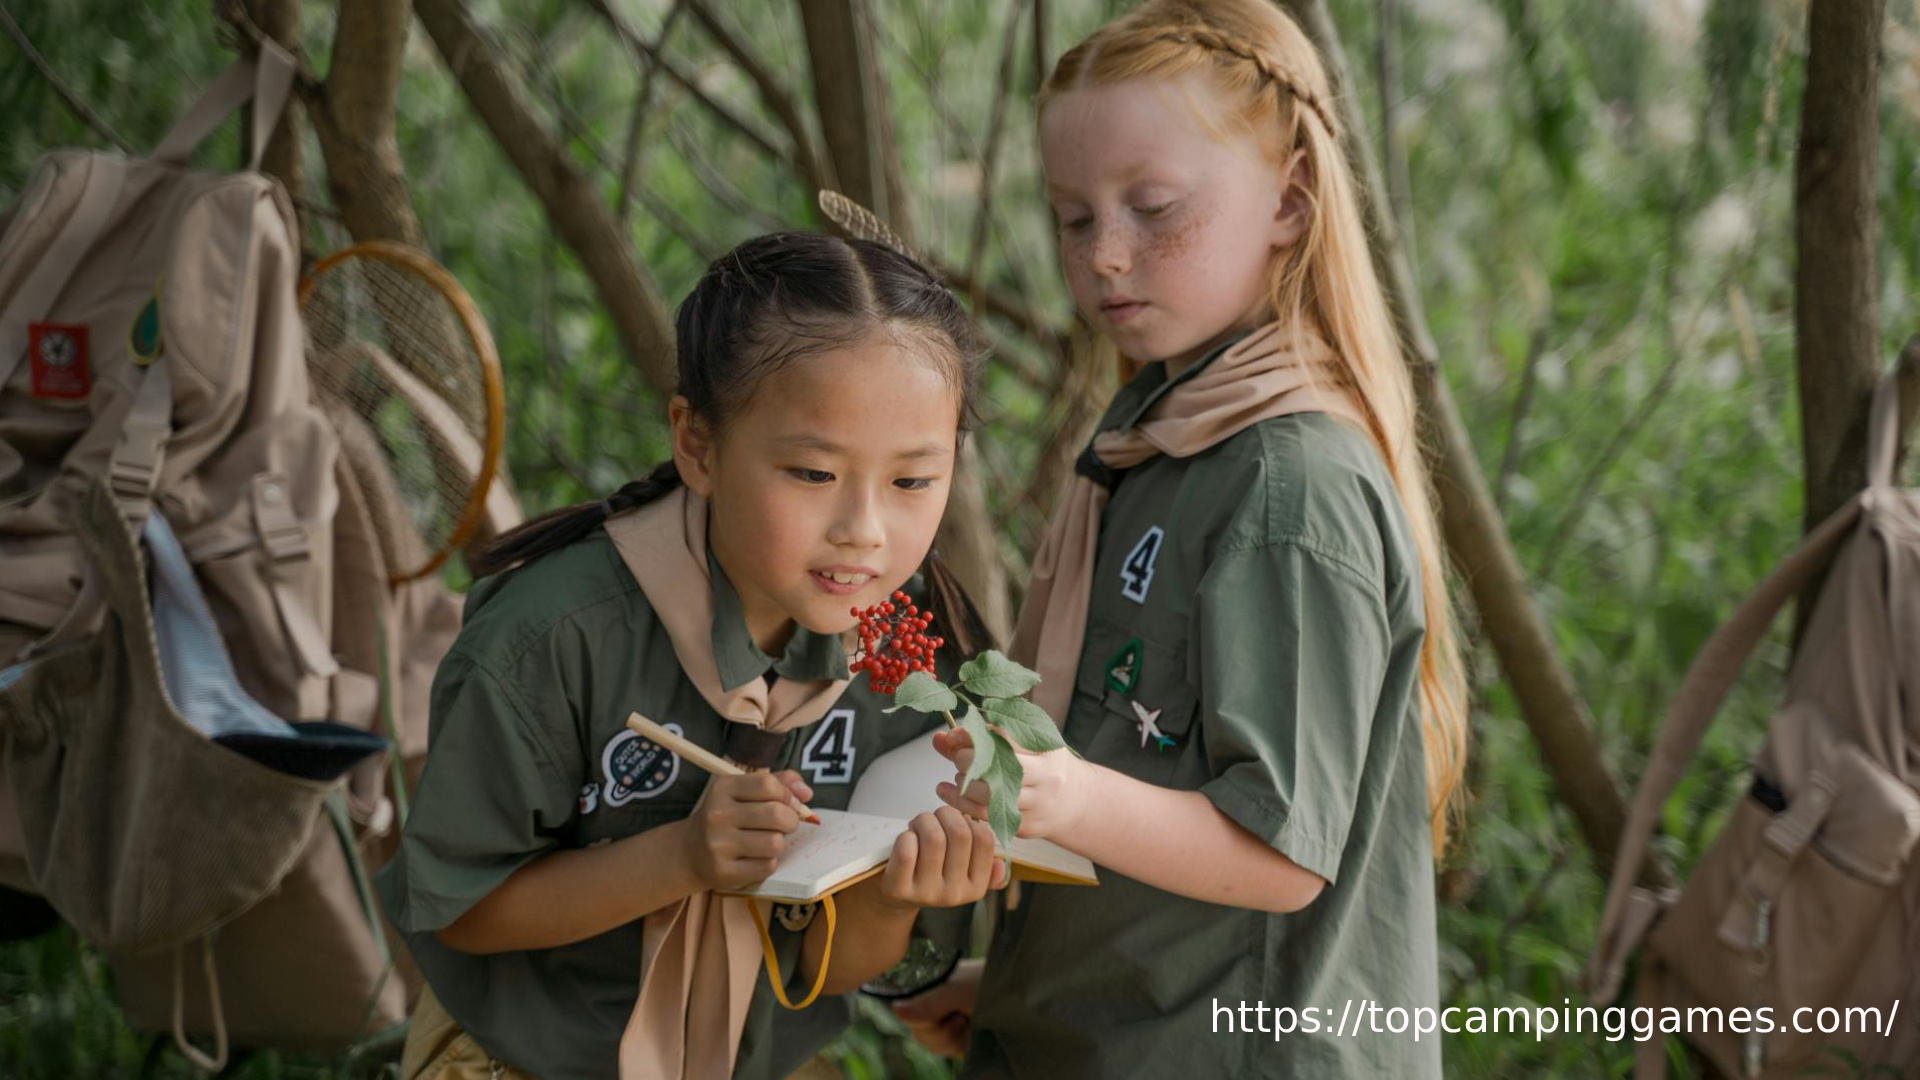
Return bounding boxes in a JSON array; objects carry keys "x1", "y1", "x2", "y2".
[{"x1": 747, "y1": 894, "x2": 837, "y2": 1010}]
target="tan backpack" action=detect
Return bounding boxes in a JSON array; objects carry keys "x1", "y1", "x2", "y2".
[
  {"x1": 0, "y1": 43, "x2": 497, "y2": 1068},
  {"x1": 1590, "y1": 371, "x2": 1920, "y2": 1077}
]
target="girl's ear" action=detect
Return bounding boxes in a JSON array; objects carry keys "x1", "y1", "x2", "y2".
[
  {"x1": 1271, "y1": 148, "x2": 1313, "y2": 249},
  {"x1": 668, "y1": 396, "x2": 716, "y2": 497}
]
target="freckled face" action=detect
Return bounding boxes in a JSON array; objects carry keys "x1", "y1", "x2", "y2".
[
  {"x1": 1042, "y1": 76, "x2": 1288, "y2": 367},
  {"x1": 686, "y1": 331, "x2": 960, "y2": 649}
]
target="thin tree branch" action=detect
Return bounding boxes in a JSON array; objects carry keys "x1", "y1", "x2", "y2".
[
  {"x1": 1374, "y1": 0, "x2": 1415, "y2": 263},
  {"x1": 1, "y1": 3, "x2": 131, "y2": 152},
  {"x1": 684, "y1": 0, "x2": 829, "y2": 194},
  {"x1": 416, "y1": 0, "x2": 678, "y2": 396},
  {"x1": 617, "y1": 0, "x2": 688, "y2": 226},
  {"x1": 581, "y1": 0, "x2": 799, "y2": 178},
  {"x1": 665, "y1": 118, "x2": 790, "y2": 234},
  {"x1": 1030, "y1": 0, "x2": 1049, "y2": 90},
  {"x1": 966, "y1": 0, "x2": 1027, "y2": 296},
  {"x1": 873, "y1": 15, "x2": 1065, "y2": 369},
  {"x1": 1494, "y1": 324, "x2": 1547, "y2": 513}
]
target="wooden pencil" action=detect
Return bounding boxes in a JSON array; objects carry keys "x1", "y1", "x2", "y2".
[{"x1": 625, "y1": 712, "x2": 821, "y2": 824}]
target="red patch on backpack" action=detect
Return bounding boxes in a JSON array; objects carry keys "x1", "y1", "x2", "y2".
[{"x1": 28, "y1": 322, "x2": 90, "y2": 399}]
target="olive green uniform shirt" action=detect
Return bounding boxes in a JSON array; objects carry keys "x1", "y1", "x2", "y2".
[
  {"x1": 375, "y1": 529, "x2": 962, "y2": 1080},
  {"x1": 963, "y1": 341, "x2": 1439, "y2": 1078}
]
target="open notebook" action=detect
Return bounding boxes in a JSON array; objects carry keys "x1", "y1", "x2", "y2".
[{"x1": 724, "y1": 731, "x2": 1099, "y2": 904}]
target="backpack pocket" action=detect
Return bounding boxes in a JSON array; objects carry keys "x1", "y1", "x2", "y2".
[{"x1": 1648, "y1": 733, "x2": 1920, "y2": 1075}]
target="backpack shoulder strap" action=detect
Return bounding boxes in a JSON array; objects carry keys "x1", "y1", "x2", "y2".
[
  {"x1": 1589, "y1": 371, "x2": 1906, "y2": 1000},
  {"x1": 151, "y1": 39, "x2": 296, "y2": 170}
]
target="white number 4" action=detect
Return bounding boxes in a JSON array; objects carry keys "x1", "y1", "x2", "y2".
[
  {"x1": 801, "y1": 709, "x2": 856, "y2": 784},
  {"x1": 1120, "y1": 525, "x2": 1164, "y2": 603}
]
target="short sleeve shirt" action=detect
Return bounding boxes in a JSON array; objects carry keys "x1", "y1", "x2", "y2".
[
  {"x1": 374, "y1": 529, "x2": 963, "y2": 1080},
  {"x1": 962, "y1": 339, "x2": 1440, "y2": 1078}
]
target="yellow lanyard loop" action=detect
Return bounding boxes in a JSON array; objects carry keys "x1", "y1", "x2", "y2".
[{"x1": 745, "y1": 894, "x2": 838, "y2": 1010}]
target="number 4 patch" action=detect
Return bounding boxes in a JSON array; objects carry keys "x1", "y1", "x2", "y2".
[
  {"x1": 801, "y1": 708, "x2": 856, "y2": 784},
  {"x1": 1119, "y1": 525, "x2": 1164, "y2": 603}
]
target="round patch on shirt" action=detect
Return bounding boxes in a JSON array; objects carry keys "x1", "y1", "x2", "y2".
[{"x1": 601, "y1": 723, "x2": 683, "y2": 806}]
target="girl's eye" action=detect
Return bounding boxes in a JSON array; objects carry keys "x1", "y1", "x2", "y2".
[
  {"x1": 1135, "y1": 202, "x2": 1172, "y2": 217},
  {"x1": 895, "y1": 477, "x2": 936, "y2": 491},
  {"x1": 791, "y1": 468, "x2": 834, "y2": 484},
  {"x1": 1058, "y1": 214, "x2": 1092, "y2": 233}
]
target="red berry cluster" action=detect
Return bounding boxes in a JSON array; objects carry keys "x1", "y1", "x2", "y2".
[{"x1": 849, "y1": 590, "x2": 944, "y2": 695}]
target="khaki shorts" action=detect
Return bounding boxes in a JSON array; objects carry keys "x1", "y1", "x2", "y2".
[{"x1": 400, "y1": 983, "x2": 541, "y2": 1080}]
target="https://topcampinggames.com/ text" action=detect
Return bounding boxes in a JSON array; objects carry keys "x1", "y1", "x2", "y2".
[{"x1": 1212, "y1": 998, "x2": 1903, "y2": 1044}]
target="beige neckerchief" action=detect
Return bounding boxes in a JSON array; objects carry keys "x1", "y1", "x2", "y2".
[
  {"x1": 605, "y1": 485, "x2": 849, "y2": 1080},
  {"x1": 1010, "y1": 322, "x2": 1362, "y2": 722}
]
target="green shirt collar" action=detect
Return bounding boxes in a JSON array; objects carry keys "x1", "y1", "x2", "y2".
[
  {"x1": 1099, "y1": 327, "x2": 1257, "y2": 434},
  {"x1": 708, "y1": 551, "x2": 849, "y2": 690}
]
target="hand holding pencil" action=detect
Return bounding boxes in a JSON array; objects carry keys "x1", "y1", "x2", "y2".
[{"x1": 629, "y1": 713, "x2": 822, "y2": 893}]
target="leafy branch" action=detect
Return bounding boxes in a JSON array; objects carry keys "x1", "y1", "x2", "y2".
[{"x1": 883, "y1": 652, "x2": 1062, "y2": 848}]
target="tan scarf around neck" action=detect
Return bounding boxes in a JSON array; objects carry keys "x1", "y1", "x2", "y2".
[
  {"x1": 1010, "y1": 323, "x2": 1362, "y2": 722},
  {"x1": 604, "y1": 486, "x2": 849, "y2": 1080}
]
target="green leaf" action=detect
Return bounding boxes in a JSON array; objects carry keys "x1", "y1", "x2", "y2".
[
  {"x1": 956, "y1": 649, "x2": 1042, "y2": 699},
  {"x1": 958, "y1": 706, "x2": 996, "y2": 785},
  {"x1": 883, "y1": 670, "x2": 958, "y2": 715},
  {"x1": 978, "y1": 694, "x2": 1065, "y2": 753},
  {"x1": 982, "y1": 730, "x2": 1024, "y2": 849}
]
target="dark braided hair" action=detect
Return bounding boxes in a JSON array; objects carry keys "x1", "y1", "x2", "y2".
[{"x1": 469, "y1": 231, "x2": 994, "y2": 659}]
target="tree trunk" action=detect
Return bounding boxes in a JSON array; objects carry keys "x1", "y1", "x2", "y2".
[
  {"x1": 413, "y1": 0, "x2": 678, "y2": 398},
  {"x1": 311, "y1": 0, "x2": 424, "y2": 248},
  {"x1": 1793, "y1": 0, "x2": 1885, "y2": 634},
  {"x1": 799, "y1": 0, "x2": 1012, "y2": 640},
  {"x1": 798, "y1": 0, "x2": 911, "y2": 236},
  {"x1": 1272, "y1": 0, "x2": 1647, "y2": 879}
]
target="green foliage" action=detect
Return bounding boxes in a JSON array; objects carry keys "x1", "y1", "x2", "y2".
[
  {"x1": 952, "y1": 651, "x2": 1041, "y2": 701},
  {"x1": 885, "y1": 651, "x2": 1056, "y2": 846},
  {"x1": 885, "y1": 670, "x2": 960, "y2": 715}
]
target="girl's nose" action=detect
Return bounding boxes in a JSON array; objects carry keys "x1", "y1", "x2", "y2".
[
  {"x1": 1090, "y1": 217, "x2": 1132, "y2": 278},
  {"x1": 827, "y1": 487, "x2": 885, "y2": 550}
]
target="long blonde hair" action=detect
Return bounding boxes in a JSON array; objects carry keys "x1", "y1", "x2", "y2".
[{"x1": 1042, "y1": 0, "x2": 1469, "y2": 858}]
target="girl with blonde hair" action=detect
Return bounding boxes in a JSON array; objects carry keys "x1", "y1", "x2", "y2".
[{"x1": 896, "y1": 1, "x2": 1468, "y2": 1074}]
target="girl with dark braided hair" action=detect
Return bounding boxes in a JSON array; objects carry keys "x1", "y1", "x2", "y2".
[{"x1": 379, "y1": 231, "x2": 1004, "y2": 1080}]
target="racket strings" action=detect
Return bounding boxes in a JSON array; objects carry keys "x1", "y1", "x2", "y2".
[{"x1": 302, "y1": 253, "x2": 493, "y2": 582}]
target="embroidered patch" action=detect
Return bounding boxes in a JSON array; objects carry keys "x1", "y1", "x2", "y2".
[
  {"x1": 128, "y1": 279, "x2": 163, "y2": 365},
  {"x1": 601, "y1": 723, "x2": 683, "y2": 806},
  {"x1": 578, "y1": 782, "x2": 600, "y2": 816},
  {"x1": 1118, "y1": 525, "x2": 1164, "y2": 603},
  {"x1": 1104, "y1": 637, "x2": 1143, "y2": 694},
  {"x1": 800, "y1": 708, "x2": 856, "y2": 784},
  {"x1": 28, "y1": 322, "x2": 89, "y2": 398},
  {"x1": 774, "y1": 902, "x2": 818, "y2": 932}
]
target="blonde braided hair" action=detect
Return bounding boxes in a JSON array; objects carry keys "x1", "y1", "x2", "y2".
[{"x1": 1150, "y1": 26, "x2": 1339, "y2": 136}]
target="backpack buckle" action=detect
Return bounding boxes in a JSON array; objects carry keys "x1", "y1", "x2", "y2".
[{"x1": 251, "y1": 475, "x2": 308, "y2": 563}]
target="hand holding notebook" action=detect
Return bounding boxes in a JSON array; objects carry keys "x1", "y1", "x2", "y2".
[{"x1": 628, "y1": 714, "x2": 1097, "y2": 904}]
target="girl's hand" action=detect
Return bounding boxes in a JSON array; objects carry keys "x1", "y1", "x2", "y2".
[
  {"x1": 681, "y1": 770, "x2": 813, "y2": 892},
  {"x1": 890, "y1": 957, "x2": 984, "y2": 1058},
  {"x1": 931, "y1": 729, "x2": 1095, "y2": 842},
  {"x1": 869, "y1": 807, "x2": 1006, "y2": 914}
]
